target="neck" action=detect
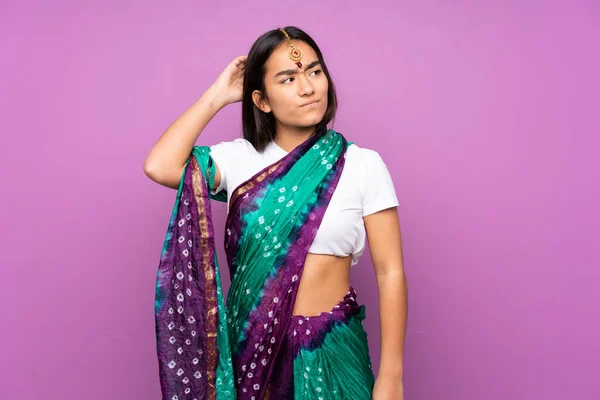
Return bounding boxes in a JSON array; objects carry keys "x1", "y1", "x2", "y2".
[{"x1": 273, "y1": 123, "x2": 318, "y2": 153}]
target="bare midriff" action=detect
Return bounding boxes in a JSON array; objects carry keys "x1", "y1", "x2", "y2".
[
  {"x1": 261, "y1": 254, "x2": 352, "y2": 399},
  {"x1": 291, "y1": 253, "x2": 352, "y2": 317}
]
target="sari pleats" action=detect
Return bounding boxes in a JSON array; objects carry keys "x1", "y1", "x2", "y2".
[{"x1": 270, "y1": 287, "x2": 375, "y2": 400}]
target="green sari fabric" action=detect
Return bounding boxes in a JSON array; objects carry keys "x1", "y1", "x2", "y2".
[{"x1": 154, "y1": 128, "x2": 374, "y2": 399}]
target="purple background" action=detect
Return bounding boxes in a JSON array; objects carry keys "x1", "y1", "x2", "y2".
[{"x1": 1, "y1": 1, "x2": 598, "y2": 398}]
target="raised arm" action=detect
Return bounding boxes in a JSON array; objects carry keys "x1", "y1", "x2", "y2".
[{"x1": 143, "y1": 55, "x2": 247, "y2": 189}]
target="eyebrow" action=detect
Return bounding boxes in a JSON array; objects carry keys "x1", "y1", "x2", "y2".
[{"x1": 274, "y1": 60, "x2": 321, "y2": 78}]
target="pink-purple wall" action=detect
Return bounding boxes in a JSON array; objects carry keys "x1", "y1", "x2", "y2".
[{"x1": 1, "y1": 1, "x2": 598, "y2": 398}]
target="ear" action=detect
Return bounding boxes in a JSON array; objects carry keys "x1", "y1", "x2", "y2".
[{"x1": 252, "y1": 90, "x2": 271, "y2": 113}]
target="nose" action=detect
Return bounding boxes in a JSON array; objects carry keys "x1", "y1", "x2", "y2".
[{"x1": 297, "y1": 74, "x2": 315, "y2": 96}]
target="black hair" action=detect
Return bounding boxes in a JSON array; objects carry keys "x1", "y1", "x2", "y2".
[{"x1": 241, "y1": 26, "x2": 338, "y2": 152}]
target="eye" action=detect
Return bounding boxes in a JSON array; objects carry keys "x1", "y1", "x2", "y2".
[{"x1": 281, "y1": 69, "x2": 322, "y2": 84}]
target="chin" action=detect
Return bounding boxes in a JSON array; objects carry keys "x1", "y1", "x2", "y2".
[
  {"x1": 298, "y1": 118, "x2": 324, "y2": 129},
  {"x1": 287, "y1": 109, "x2": 327, "y2": 128}
]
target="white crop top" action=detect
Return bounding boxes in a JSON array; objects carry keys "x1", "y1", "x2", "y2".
[{"x1": 209, "y1": 138, "x2": 399, "y2": 266}]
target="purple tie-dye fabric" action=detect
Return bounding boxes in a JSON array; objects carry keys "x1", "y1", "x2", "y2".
[
  {"x1": 155, "y1": 151, "x2": 229, "y2": 400},
  {"x1": 223, "y1": 130, "x2": 349, "y2": 399},
  {"x1": 155, "y1": 128, "x2": 349, "y2": 400}
]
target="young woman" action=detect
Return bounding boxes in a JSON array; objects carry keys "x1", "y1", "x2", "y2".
[{"x1": 144, "y1": 26, "x2": 407, "y2": 400}]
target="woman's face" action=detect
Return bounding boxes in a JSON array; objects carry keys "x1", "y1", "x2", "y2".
[{"x1": 253, "y1": 41, "x2": 328, "y2": 130}]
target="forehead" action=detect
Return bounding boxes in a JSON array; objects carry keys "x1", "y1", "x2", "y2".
[{"x1": 265, "y1": 40, "x2": 319, "y2": 74}]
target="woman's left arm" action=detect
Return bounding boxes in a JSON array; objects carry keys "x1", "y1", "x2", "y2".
[{"x1": 364, "y1": 206, "x2": 407, "y2": 400}]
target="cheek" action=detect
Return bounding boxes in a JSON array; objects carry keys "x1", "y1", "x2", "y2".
[
  {"x1": 268, "y1": 92, "x2": 290, "y2": 113},
  {"x1": 317, "y1": 96, "x2": 328, "y2": 114},
  {"x1": 269, "y1": 93, "x2": 298, "y2": 120},
  {"x1": 317, "y1": 77, "x2": 329, "y2": 93}
]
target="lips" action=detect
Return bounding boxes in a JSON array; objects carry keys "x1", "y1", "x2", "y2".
[{"x1": 300, "y1": 100, "x2": 319, "y2": 107}]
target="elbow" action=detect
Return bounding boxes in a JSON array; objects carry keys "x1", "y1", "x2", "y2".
[
  {"x1": 143, "y1": 157, "x2": 162, "y2": 182},
  {"x1": 143, "y1": 158, "x2": 183, "y2": 190}
]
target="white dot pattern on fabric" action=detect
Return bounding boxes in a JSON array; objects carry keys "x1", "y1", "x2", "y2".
[
  {"x1": 171, "y1": 132, "x2": 372, "y2": 398},
  {"x1": 157, "y1": 192, "x2": 237, "y2": 399}
]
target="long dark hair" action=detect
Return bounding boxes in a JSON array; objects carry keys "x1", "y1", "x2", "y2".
[{"x1": 242, "y1": 26, "x2": 338, "y2": 152}]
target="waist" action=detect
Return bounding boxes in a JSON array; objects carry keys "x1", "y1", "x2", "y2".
[{"x1": 292, "y1": 253, "x2": 352, "y2": 316}]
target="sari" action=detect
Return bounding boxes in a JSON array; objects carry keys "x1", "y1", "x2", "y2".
[{"x1": 154, "y1": 128, "x2": 375, "y2": 399}]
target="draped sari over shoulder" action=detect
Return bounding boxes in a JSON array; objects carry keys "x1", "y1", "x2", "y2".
[{"x1": 154, "y1": 129, "x2": 372, "y2": 400}]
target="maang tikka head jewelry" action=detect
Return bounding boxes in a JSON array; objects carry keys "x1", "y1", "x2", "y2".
[{"x1": 279, "y1": 28, "x2": 303, "y2": 68}]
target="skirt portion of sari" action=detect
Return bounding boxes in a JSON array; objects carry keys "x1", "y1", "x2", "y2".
[{"x1": 268, "y1": 286, "x2": 375, "y2": 400}]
